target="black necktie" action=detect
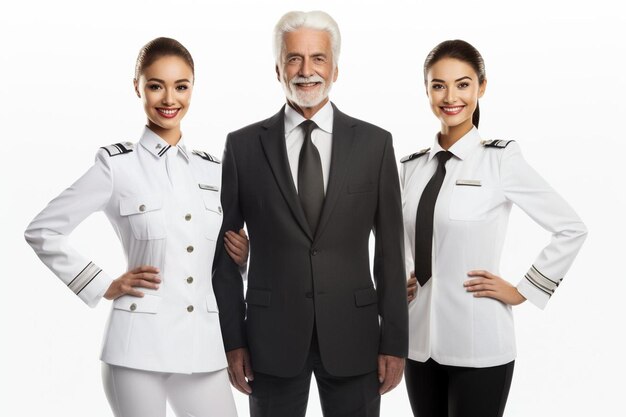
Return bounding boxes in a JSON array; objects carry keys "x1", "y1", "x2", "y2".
[
  {"x1": 298, "y1": 120, "x2": 324, "y2": 233},
  {"x1": 415, "y1": 151, "x2": 453, "y2": 286}
]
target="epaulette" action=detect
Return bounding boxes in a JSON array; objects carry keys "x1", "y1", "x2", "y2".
[
  {"x1": 482, "y1": 139, "x2": 515, "y2": 149},
  {"x1": 100, "y1": 142, "x2": 134, "y2": 157},
  {"x1": 192, "y1": 150, "x2": 221, "y2": 164},
  {"x1": 400, "y1": 148, "x2": 430, "y2": 163}
]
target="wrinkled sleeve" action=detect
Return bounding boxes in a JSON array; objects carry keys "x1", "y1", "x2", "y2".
[
  {"x1": 500, "y1": 143, "x2": 587, "y2": 309},
  {"x1": 24, "y1": 150, "x2": 115, "y2": 307}
]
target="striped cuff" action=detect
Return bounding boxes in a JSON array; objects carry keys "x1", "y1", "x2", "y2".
[
  {"x1": 68, "y1": 262, "x2": 112, "y2": 307},
  {"x1": 68, "y1": 262, "x2": 102, "y2": 295},
  {"x1": 518, "y1": 265, "x2": 562, "y2": 309},
  {"x1": 524, "y1": 265, "x2": 561, "y2": 296}
]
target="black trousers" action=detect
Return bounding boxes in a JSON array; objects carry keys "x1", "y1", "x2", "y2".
[
  {"x1": 404, "y1": 358, "x2": 514, "y2": 417},
  {"x1": 249, "y1": 331, "x2": 380, "y2": 417}
]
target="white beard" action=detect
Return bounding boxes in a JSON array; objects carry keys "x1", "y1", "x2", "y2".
[{"x1": 282, "y1": 74, "x2": 334, "y2": 108}]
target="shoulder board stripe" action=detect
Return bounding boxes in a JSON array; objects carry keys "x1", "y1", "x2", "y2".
[
  {"x1": 192, "y1": 150, "x2": 221, "y2": 164},
  {"x1": 400, "y1": 148, "x2": 430, "y2": 163},
  {"x1": 101, "y1": 142, "x2": 134, "y2": 157},
  {"x1": 482, "y1": 139, "x2": 515, "y2": 149}
]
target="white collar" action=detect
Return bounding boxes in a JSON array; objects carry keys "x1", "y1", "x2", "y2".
[
  {"x1": 284, "y1": 100, "x2": 334, "y2": 137},
  {"x1": 139, "y1": 126, "x2": 189, "y2": 161},
  {"x1": 428, "y1": 126, "x2": 482, "y2": 162}
]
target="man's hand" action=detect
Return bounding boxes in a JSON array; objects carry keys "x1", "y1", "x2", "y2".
[
  {"x1": 224, "y1": 229, "x2": 249, "y2": 267},
  {"x1": 226, "y1": 347, "x2": 254, "y2": 394},
  {"x1": 378, "y1": 354, "x2": 405, "y2": 394}
]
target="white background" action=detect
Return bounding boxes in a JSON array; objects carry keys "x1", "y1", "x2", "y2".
[{"x1": 1, "y1": 0, "x2": 623, "y2": 416}]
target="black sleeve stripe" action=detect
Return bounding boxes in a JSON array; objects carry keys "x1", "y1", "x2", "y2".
[
  {"x1": 76, "y1": 270, "x2": 102, "y2": 295},
  {"x1": 525, "y1": 275, "x2": 553, "y2": 296},
  {"x1": 531, "y1": 265, "x2": 560, "y2": 285}
]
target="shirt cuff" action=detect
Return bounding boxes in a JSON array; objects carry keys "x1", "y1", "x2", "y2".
[
  {"x1": 77, "y1": 267, "x2": 113, "y2": 308},
  {"x1": 239, "y1": 262, "x2": 248, "y2": 281},
  {"x1": 517, "y1": 276, "x2": 550, "y2": 310}
]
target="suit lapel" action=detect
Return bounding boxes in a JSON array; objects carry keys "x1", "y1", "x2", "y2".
[
  {"x1": 314, "y1": 104, "x2": 356, "y2": 241},
  {"x1": 259, "y1": 106, "x2": 314, "y2": 241}
]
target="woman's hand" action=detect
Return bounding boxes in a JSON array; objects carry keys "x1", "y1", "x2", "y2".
[
  {"x1": 407, "y1": 271, "x2": 417, "y2": 303},
  {"x1": 104, "y1": 265, "x2": 161, "y2": 300},
  {"x1": 225, "y1": 228, "x2": 249, "y2": 267},
  {"x1": 464, "y1": 270, "x2": 526, "y2": 305}
]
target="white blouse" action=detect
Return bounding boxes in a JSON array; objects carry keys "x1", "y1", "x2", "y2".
[{"x1": 400, "y1": 127, "x2": 587, "y2": 367}]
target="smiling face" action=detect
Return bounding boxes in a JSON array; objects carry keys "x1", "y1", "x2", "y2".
[
  {"x1": 426, "y1": 57, "x2": 486, "y2": 137},
  {"x1": 277, "y1": 28, "x2": 338, "y2": 118},
  {"x1": 134, "y1": 55, "x2": 193, "y2": 144}
]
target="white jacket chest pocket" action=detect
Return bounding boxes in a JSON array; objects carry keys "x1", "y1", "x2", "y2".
[
  {"x1": 202, "y1": 192, "x2": 223, "y2": 240},
  {"x1": 448, "y1": 182, "x2": 495, "y2": 222},
  {"x1": 119, "y1": 195, "x2": 167, "y2": 240}
]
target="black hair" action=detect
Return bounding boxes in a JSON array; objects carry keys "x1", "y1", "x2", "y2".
[
  {"x1": 424, "y1": 40, "x2": 485, "y2": 127},
  {"x1": 134, "y1": 37, "x2": 194, "y2": 80}
]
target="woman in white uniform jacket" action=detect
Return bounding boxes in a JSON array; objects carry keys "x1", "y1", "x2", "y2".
[
  {"x1": 24, "y1": 38, "x2": 248, "y2": 417},
  {"x1": 401, "y1": 40, "x2": 587, "y2": 417}
]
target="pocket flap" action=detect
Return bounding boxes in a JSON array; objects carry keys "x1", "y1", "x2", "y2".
[
  {"x1": 354, "y1": 287, "x2": 378, "y2": 307},
  {"x1": 246, "y1": 288, "x2": 271, "y2": 307},
  {"x1": 203, "y1": 194, "x2": 222, "y2": 215},
  {"x1": 206, "y1": 293, "x2": 220, "y2": 313},
  {"x1": 119, "y1": 195, "x2": 163, "y2": 216},
  {"x1": 113, "y1": 293, "x2": 162, "y2": 313}
]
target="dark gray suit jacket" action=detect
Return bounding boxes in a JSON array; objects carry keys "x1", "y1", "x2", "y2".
[{"x1": 213, "y1": 103, "x2": 408, "y2": 378}]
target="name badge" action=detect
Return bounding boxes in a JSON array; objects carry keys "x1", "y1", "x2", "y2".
[
  {"x1": 455, "y1": 179, "x2": 481, "y2": 187},
  {"x1": 198, "y1": 184, "x2": 219, "y2": 191}
]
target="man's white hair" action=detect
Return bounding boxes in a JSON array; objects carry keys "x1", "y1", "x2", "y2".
[{"x1": 273, "y1": 11, "x2": 341, "y2": 68}]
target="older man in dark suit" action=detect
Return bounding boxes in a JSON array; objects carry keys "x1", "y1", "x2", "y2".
[{"x1": 213, "y1": 10, "x2": 408, "y2": 417}]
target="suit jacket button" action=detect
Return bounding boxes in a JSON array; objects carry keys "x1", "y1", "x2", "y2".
[
  {"x1": 311, "y1": 249, "x2": 318, "y2": 256},
  {"x1": 130, "y1": 303, "x2": 137, "y2": 311},
  {"x1": 305, "y1": 292, "x2": 313, "y2": 298}
]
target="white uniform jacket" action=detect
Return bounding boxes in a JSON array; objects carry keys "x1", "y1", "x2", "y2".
[
  {"x1": 400, "y1": 127, "x2": 587, "y2": 368},
  {"x1": 25, "y1": 127, "x2": 227, "y2": 374}
]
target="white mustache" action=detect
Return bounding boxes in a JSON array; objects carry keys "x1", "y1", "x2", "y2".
[{"x1": 290, "y1": 75, "x2": 325, "y2": 85}]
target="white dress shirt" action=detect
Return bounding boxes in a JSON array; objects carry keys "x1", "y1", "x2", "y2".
[
  {"x1": 284, "y1": 100, "x2": 334, "y2": 193},
  {"x1": 25, "y1": 127, "x2": 227, "y2": 374},
  {"x1": 400, "y1": 127, "x2": 587, "y2": 367}
]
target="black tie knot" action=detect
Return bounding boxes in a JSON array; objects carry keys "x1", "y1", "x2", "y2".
[
  {"x1": 300, "y1": 120, "x2": 318, "y2": 137},
  {"x1": 436, "y1": 150, "x2": 453, "y2": 164}
]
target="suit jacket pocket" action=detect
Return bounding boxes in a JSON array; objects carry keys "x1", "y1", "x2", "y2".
[
  {"x1": 354, "y1": 287, "x2": 378, "y2": 307},
  {"x1": 206, "y1": 292, "x2": 220, "y2": 313},
  {"x1": 348, "y1": 182, "x2": 375, "y2": 194},
  {"x1": 449, "y1": 184, "x2": 492, "y2": 222},
  {"x1": 113, "y1": 293, "x2": 162, "y2": 313},
  {"x1": 246, "y1": 288, "x2": 271, "y2": 307},
  {"x1": 119, "y1": 194, "x2": 166, "y2": 240},
  {"x1": 203, "y1": 194, "x2": 223, "y2": 240}
]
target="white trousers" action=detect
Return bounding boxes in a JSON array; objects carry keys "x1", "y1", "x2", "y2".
[{"x1": 102, "y1": 363, "x2": 238, "y2": 417}]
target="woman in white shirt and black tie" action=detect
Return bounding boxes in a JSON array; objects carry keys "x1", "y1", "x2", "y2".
[{"x1": 400, "y1": 39, "x2": 587, "y2": 417}]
